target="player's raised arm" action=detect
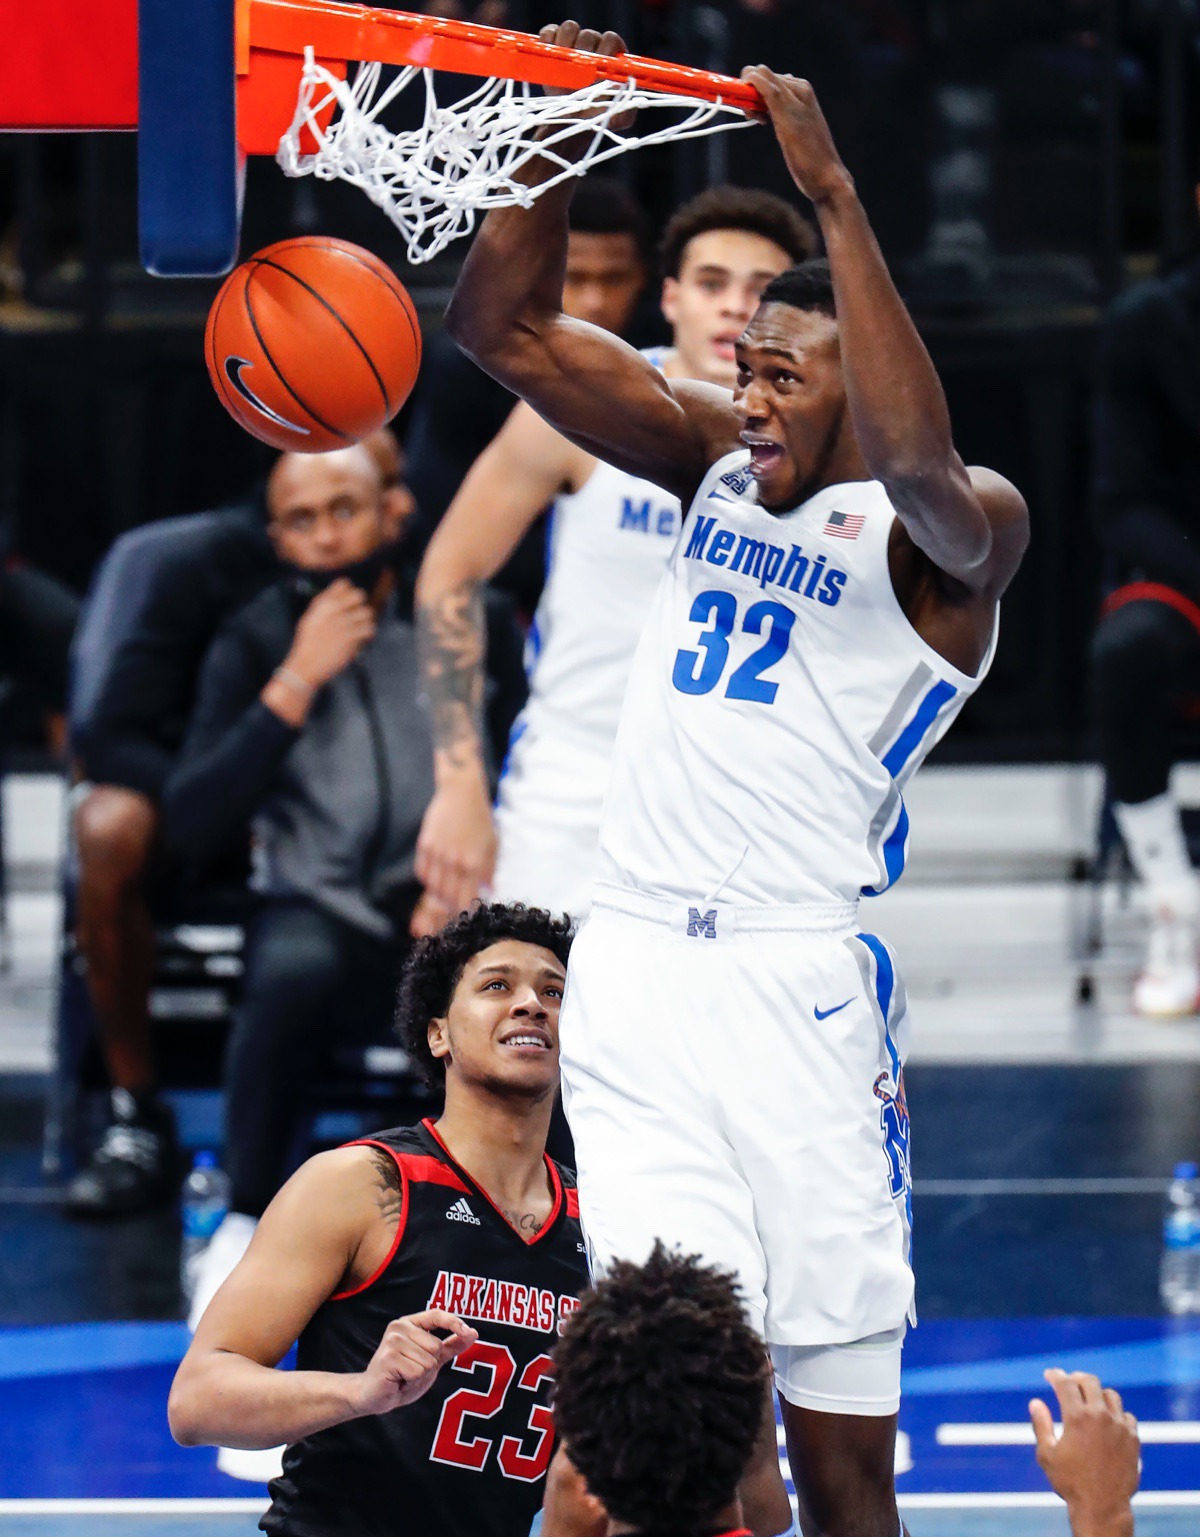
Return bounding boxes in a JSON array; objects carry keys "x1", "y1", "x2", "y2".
[
  {"x1": 745, "y1": 67, "x2": 1028, "y2": 596},
  {"x1": 414, "y1": 406, "x2": 593, "y2": 915},
  {"x1": 168, "y1": 1147, "x2": 476, "y2": 1449},
  {"x1": 444, "y1": 23, "x2": 738, "y2": 505}
]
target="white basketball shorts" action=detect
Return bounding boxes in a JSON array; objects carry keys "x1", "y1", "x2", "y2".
[{"x1": 559, "y1": 885, "x2": 915, "y2": 1411}]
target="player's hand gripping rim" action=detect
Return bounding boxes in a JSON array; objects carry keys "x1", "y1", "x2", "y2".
[
  {"x1": 738, "y1": 66, "x2": 853, "y2": 207},
  {"x1": 537, "y1": 21, "x2": 638, "y2": 132}
]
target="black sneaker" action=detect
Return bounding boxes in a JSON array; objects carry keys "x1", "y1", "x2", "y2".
[{"x1": 65, "y1": 1090, "x2": 179, "y2": 1218}]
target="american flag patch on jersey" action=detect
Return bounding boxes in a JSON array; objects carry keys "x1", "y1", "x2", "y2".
[{"x1": 824, "y1": 510, "x2": 866, "y2": 540}]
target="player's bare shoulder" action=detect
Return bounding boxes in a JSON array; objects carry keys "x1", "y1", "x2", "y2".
[
  {"x1": 966, "y1": 465, "x2": 1030, "y2": 598},
  {"x1": 276, "y1": 1143, "x2": 402, "y2": 1290},
  {"x1": 666, "y1": 377, "x2": 743, "y2": 488}
]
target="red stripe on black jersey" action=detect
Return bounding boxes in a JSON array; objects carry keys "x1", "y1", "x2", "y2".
[
  {"x1": 566, "y1": 1188, "x2": 580, "y2": 1220},
  {"x1": 422, "y1": 1117, "x2": 564, "y2": 1244},
  {"x1": 398, "y1": 1150, "x2": 470, "y2": 1191},
  {"x1": 264, "y1": 1121, "x2": 586, "y2": 1537},
  {"x1": 328, "y1": 1140, "x2": 411, "y2": 1302}
]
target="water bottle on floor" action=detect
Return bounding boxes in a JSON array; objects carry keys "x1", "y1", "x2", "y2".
[
  {"x1": 180, "y1": 1151, "x2": 230, "y2": 1307},
  {"x1": 1161, "y1": 1161, "x2": 1200, "y2": 1315}
]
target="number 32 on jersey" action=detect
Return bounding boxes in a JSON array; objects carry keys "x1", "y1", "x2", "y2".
[{"x1": 672, "y1": 589, "x2": 796, "y2": 704}]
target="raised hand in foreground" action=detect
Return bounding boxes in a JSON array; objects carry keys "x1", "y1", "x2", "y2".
[{"x1": 1029, "y1": 1368, "x2": 1140, "y2": 1537}]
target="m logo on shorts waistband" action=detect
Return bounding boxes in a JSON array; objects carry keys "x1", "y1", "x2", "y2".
[{"x1": 686, "y1": 907, "x2": 718, "y2": 939}]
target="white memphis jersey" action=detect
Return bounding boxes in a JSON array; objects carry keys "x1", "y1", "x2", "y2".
[
  {"x1": 499, "y1": 349, "x2": 679, "y2": 781},
  {"x1": 596, "y1": 451, "x2": 998, "y2": 909}
]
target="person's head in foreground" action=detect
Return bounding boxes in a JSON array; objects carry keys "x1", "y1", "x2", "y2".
[
  {"x1": 659, "y1": 185, "x2": 816, "y2": 391},
  {"x1": 396, "y1": 902, "x2": 574, "y2": 1105},
  {"x1": 552, "y1": 1242, "x2": 767, "y2": 1536}
]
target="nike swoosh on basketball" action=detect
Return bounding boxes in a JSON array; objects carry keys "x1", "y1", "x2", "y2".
[
  {"x1": 814, "y1": 998, "x2": 853, "y2": 1021},
  {"x1": 223, "y1": 355, "x2": 310, "y2": 435}
]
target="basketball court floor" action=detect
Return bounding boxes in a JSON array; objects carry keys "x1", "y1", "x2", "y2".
[{"x1": 0, "y1": 767, "x2": 1197, "y2": 1533}]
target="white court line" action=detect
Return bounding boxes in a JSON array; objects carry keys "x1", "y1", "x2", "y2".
[
  {"x1": 939, "y1": 1421, "x2": 1200, "y2": 1446},
  {"x1": 913, "y1": 1178, "x2": 1169, "y2": 1196},
  {"x1": 1, "y1": 1492, "x2": 1198, "y2": 1515},
  {"x1": 899, "y1": 1493, "x2": 1200, "y2": 1510},
  {"x1": 0, "y1": 1500, "x2": 268, "y2": 1515}
]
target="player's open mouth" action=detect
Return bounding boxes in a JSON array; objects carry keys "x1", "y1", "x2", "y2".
[
  {"x1": 713, "y1": 335, "x2": 740, "y2": 361},
  {"x1": 500, "y1": 1029, "x2": 552, "y2": 1052},
  {"x1": 742, "y1": 436, "x2": 785, "y2": 478}
]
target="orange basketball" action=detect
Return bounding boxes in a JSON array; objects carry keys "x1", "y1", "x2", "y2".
[{"x1": 204, "y1": 236, "x2": 422, "y2": 453}]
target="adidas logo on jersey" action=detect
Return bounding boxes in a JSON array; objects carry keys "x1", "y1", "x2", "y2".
[{"x1": 446, "y1": 1197, "x2": 481, "y2": 1225}]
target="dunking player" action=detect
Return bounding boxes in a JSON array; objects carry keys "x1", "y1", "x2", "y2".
[
  {"x1": 417, "y1": 187, "x2": 813, "y2": 918},
  {"x1": 169, "y1": 904, "x2": 586, "y2": 1537},
  {"x1": 446, "y1": 24, "x2": 1030, "y2": 1537}
]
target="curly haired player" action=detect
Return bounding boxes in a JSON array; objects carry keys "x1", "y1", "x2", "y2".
[
  {"x1": 539, "y1": 1247, "x2": 1142, "y2": 1537},
  {"x1": 552, "y1": 1242, "x2": 769, "y2": 1537},
  {"x1": 170, "y1": 902, "x2": 585, "y2": 1537}
]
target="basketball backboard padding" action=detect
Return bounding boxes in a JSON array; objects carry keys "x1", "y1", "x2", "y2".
[{"x1": 139, "y1": 0, "x2": 243, "y2": 276}]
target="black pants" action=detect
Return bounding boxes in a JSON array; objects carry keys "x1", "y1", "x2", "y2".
[
  {"x1": 1092, "y1": 594, "x2": 1200, "y2": 805},
  {"x1": 225, "y1": 899, "x2": 407, "y2": 1218}
]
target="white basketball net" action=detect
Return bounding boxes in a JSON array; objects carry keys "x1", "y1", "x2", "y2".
[{"x1": 277, "y1": 49, "x2": 752, "y2": 264}]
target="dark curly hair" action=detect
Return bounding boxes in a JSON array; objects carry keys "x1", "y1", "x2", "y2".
[
  {"x1": 552, "y1": 1242, "x2": 768, "y2": 1532},
  {"x1": 658, "y1": 185, "x2": 816, "y2": 280},
  {"x1": 759, "y1": 257, "x2": 836, "y2": 318},
  {"x1": 395, "y1": 903, "x2": 573, "y2": 1087}
]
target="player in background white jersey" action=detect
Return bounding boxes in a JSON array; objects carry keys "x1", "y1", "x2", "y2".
[
  {"x1": 446, "y1": 23, "x2": 1029, "y2": 1537},
  {"x1": 415, "y1": 188, "x2": 814, "y2": 919}
]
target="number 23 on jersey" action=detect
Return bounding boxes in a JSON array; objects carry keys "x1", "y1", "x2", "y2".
[{"x1": 672, "y1": 589, "x2": 796, "y2": 705}]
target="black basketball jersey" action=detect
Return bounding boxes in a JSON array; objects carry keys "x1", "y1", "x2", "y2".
[{"x1": 262, "y1": 1119, "x2": 587, "y2": 1537}]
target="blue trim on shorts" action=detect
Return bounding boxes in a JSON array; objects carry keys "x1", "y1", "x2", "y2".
[
  {"x1": 856, "y1": 931, "x2": 913, "y2": 1251},
  {"x1": 856, "y1": 930, "x2": 899, "y2": 1075}
]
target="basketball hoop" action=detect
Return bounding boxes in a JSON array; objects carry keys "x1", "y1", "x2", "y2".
[
  {"x1": 2, "y1": 0, "x2": 764, "y2": 276},
  {"x1": 245, "y1": 2, "x2": 762, "y2": 264},
  {"x1": 278, "y1": 52, "x2": 754, "y2": 263}
]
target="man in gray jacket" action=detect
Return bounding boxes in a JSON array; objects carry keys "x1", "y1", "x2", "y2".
[{"x1": 164, "y1": 440, "x2": 524, "y2": 1323}]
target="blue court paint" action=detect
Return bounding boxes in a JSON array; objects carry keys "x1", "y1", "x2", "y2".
[
  {"x1": 0, "y1": 1323, "x2": 190, "y2": 1381},
  {"x1": 1, "y1": 1319, "x2": 1197, "y2": 1500}
]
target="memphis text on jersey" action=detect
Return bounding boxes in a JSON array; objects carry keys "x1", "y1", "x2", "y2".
[
  {"x1": 683, "y1": 513, "x2": 848, "y2": 607},
  {"x1": 427, "y1": 1268, "x2": 582, "y2": 1335}
]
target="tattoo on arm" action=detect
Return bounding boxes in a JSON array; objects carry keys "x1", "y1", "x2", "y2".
[
  {"x1": 417, "y1": 583, "x2": 487, "y2": 772},
  {"x1": 369, "y1": 1148, "x2": 404, "y2": 1226}
]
